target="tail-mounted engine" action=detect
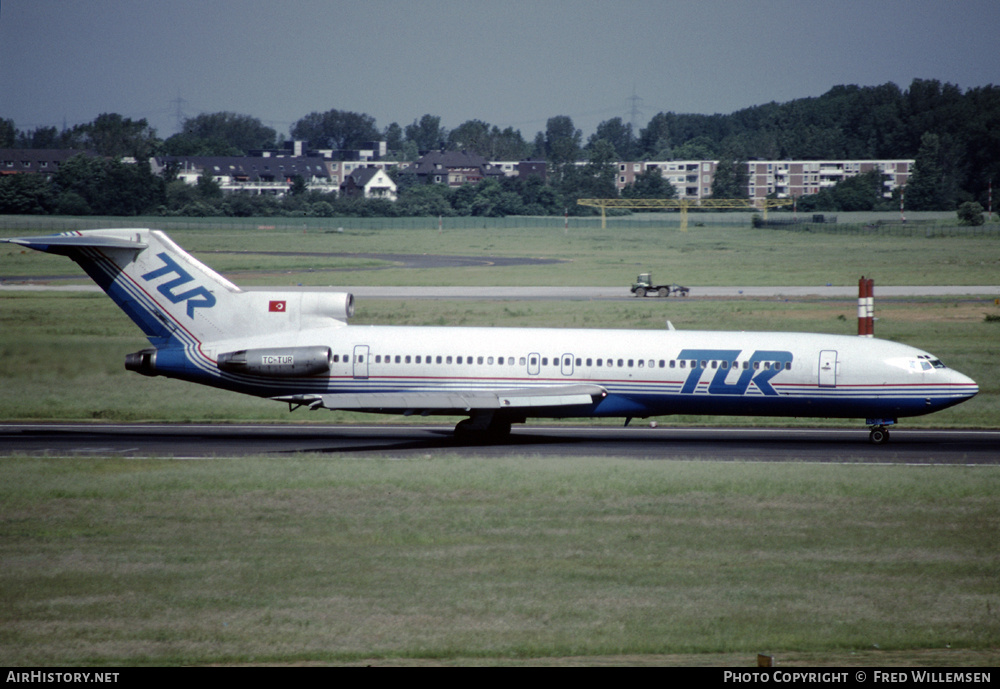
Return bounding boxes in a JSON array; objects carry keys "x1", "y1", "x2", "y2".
[
  {"x1": 216, "y1": 346, "x2": 332, "y2": 377},
  {"x1": 253, "y1": 291, "x2": 354, "y2": 326},
  {"x1": 125, "y1": 348, "x2": 158, "y2": 377}
]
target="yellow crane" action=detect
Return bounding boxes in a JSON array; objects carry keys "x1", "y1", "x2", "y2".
[{"x1": 576, "y1": 197, "x2": 795, "y2": 230}]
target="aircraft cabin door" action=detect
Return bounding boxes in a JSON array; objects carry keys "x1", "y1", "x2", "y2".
[
  {"x1": 353, "y1": 345, "x2": 369, "y2": 379},
  {"x1": 818, "y1": 350, "x2": 837, "y2": 387},
  {"x1": 527, "y1": 352, "x2": 541, "y2": 376},
  {"x1": 560, "y1": 353, "x2": 574, "y2": 376}
]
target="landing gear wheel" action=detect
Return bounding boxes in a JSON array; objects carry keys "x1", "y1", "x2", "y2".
[
  {"x1": 869, "y1": 426, "x2": 890, "y2": 445},
  {"x1": 635, "y1": 288, "x2": 646, "y2": 298},
  {"x1": 454, "y1": 418, "x2": 476, "y2": 439},
  {"x1": 487, "y1": 418, "x2": 512, "y2": 439},
  {"x1": 658, "y1": 287, "x2": 668, "y2": 297},
  {"x1": 454, "y1": 416, "x2": 512, "y2": 443}
]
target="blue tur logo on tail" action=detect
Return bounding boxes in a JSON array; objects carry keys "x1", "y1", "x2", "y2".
[{"x1": 141, "y1": 253, "x2": 216, "y2": 318}]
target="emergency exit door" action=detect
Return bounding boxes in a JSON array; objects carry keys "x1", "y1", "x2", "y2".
[{"x1": 353, "y1": 345, "x2": 369, "y2": 379}]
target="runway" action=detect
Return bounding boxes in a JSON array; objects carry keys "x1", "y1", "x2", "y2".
[{"x1": 2, "y1": 423, "x2": 997, "y2": 464}]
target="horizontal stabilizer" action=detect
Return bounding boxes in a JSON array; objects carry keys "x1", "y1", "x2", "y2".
[
  {"x1": 274, "y1": 384, "x2": 607, "y2": 413},
  {"x1": 2, "y1": 233, "x2": 148, "y2": 255}
]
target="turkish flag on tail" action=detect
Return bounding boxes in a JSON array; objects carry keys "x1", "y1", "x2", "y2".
[{"x1": 268, "y1": 300, "x2": 286, "y2": 312}]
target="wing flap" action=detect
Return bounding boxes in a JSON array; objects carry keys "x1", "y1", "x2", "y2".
[
  {"x1": 495, "y1": 385, "x2": 605, "y2": 408},
  {"x1": 274, "y1": 384, "x2": 607, "y2": 414}
]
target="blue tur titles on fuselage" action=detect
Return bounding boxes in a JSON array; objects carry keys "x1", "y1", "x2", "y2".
[{"x1": 677, "y1": 349, "x2": 794, "y2": 396}]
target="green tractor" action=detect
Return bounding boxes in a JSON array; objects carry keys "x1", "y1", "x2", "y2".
[{"x1": 630, "y1": 272, "x2": 689, "y2": 298}]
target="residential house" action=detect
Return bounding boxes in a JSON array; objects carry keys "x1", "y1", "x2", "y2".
[
  {"x1": 0, "y1": 149, "x2": 99, "y2": 179},
  {"x1": 516, "y1": 159, "x2": 547, "y2": 182},
  {"x1": 402, "y1": 150, "x2": 506, "y2": 187},
  {"x1": 152, "y1": 155, "x2": 337, "y2": 195},
  {"x1": 340, "y1": 166, "x2": 398, "y2": 201}
]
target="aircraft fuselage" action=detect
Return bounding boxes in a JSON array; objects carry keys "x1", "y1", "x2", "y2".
[{"x1": 147, "y1": 325, "x2": 977, "y2": 422}]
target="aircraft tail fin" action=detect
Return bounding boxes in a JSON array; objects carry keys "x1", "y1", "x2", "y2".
[{"x1": 4, "y1": 229, "x2": 352, "y2": 347}]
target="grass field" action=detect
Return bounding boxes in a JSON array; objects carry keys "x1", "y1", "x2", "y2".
[
  {"x1": 2, "y1": 455, "x2": 998, "y2": 666},
  {"x1": 1, "y1": 218, "x2": 998, "y2": 666},
  {"x1": 3, "y1": 214, "x2": 999, "y2": 286}
]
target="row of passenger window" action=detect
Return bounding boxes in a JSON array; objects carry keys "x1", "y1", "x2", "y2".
[
  {"x1": 535, "y1": 357, "x2": 791, "y2": 371},
  {"x1": 331, "y1": 353, "x2": 791, "y2": 371},
  {"x1": 333, "y1": 354, "x2": 522, "y2": 365}
]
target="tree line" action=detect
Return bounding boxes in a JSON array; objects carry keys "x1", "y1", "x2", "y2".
[{"x1": 2, "y1": 78, "x2": 997, "y2": 216}]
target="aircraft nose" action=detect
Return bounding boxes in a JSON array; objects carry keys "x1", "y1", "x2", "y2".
[{"x1": 951, "y1": 370, "x2": 979, "y2": 398}]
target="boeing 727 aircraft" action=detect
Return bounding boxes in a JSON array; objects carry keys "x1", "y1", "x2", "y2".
[{"x1": 3, "y1": 229, "x2": 979, "y2": 443}]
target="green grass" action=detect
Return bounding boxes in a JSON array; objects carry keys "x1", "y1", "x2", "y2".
[
  {"x1": 4, "y1": 216, "x2": 999, "y2": 286},
  {"x1": 2, "y1": 455, "x2": 998, "y2": 665}
]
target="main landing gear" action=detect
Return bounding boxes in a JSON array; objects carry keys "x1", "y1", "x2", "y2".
[
  {"x1": 866, "y1": 418, "x2": 896, "y2": 445},
  {"x1": 454, "y1": 412, "x2": 515, "y2": 442}
]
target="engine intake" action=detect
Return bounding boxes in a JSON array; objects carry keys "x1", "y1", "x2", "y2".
[{"x1": 217, "y1": 346, "x2": 332, "y2": 377}]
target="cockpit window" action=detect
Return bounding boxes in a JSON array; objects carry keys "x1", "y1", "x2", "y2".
[{"x1": 887, "y1": 357, "x2": 948, "y2": 373}]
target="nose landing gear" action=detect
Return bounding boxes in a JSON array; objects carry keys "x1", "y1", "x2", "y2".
[
  {"x1": 869, "y1": 426, "x2": 890, "y2": 444},
  {"x1": 866, "y1": 418, "x2": 896, "y2": 445}
]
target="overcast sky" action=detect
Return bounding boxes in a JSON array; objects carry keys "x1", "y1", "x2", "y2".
[{"x1": 3, "y1": 0, "x2": 998, "y2": 142}]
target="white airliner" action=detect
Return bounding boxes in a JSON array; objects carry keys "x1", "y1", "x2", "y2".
[{"x1": 3, "y1": 229, "x2": 979, "y2": 443}]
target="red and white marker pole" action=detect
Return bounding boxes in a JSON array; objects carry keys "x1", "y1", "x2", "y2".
[{"x1": 858, "y1": 276, "x2": 874, "y2": 337}]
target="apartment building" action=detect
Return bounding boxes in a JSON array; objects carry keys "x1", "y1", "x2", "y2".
[
  {"x1": 613, "y1": 158, "x2": 912, "y2": 200},
  {"x1": 746, "y1": 160, "x2": 912, "y2": 200},
  {"x1": 614, "y1": 160, "x2": 718, "y2": 199}
]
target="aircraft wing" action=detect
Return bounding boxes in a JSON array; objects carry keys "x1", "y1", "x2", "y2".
[{"x1": 274, "y1": 384, "x2": 607, "y2": 414}]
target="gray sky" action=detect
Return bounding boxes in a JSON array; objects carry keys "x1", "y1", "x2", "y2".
[{"x1": 3, "y1": 0, "x2": 998, "y2": 142}]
